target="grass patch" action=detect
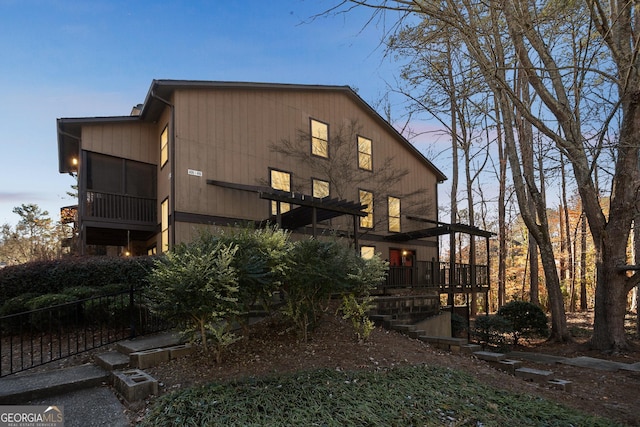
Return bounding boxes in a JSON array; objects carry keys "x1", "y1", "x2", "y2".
[{"x1": 141, "y1": 365, "x2": 619, "y2": 426}]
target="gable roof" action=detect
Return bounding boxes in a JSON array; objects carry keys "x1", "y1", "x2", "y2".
[
  {"x1": 141, "y1": 80, "x2": 447, "y2": 182},
  {"x1": 58, "y1": 79, "x2": 447, "y2": 182}
]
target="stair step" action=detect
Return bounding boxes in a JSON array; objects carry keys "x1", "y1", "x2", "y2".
[
  {"x1": 0, "y1": 364, "x2": 108, "y2": 404},
  {"x1": 116, "y1": 332, "x2": 182, "y2": 355},
  {"x1": 94, "y1": 351, "x2": 129, "y2": 371},
  {"x1": 473, "y1": 351, "x2": 506, "y2": 362},
  {"x1": 515, "y1": 367, "x2": 554, "y2": 382},
  {"x1": 547, "y1": 378, "x2": 573, "y2": 392}
]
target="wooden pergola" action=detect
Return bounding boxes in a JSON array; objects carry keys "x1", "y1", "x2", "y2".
[{"x1": 207, "y1": 179, "x2": 368, "y2": 246}]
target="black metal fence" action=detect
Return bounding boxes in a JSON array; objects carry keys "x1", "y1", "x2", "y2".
[{"x1": 0, "y1": 287, "x2": 169, "y2": 377}]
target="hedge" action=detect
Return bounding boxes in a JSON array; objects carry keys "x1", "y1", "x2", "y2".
[{"x1": 0, "y1": 256, "x2": 155, "y2": 305}]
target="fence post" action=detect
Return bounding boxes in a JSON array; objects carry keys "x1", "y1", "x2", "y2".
[{"x1": 129, "y1": 284, "x2": 136, "y2": 339}]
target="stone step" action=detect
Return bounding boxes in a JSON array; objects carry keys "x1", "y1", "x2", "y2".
[
  {"x1": 547, "y1": 378, "x2": 573, "y2": 392},
  {"x1": 94, "y1": 351, "x2": 130, "y2": 371},
  {"x1": 461, "y1": 344, "x2": 482, "y2": 354},
  {"x1": 116, "y1": 332, "x2": 182, "y2": 355},
  {"x1": 0, "y1": 364, "x2": 109, "y2": 404},
  {"x1": 515, "y1": 367, "x2": 554, "y2": 383},
  {"x1": 496, "y1": 359, "x2": 523, "y2": 374},
  {"x1": 473, "y1": 351, "x2": 506, "y2": 362}
]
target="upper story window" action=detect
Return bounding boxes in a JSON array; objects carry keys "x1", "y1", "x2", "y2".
[
  {"x1": 312, "y1": 178, "x2": 329, "y2": 199},
  {"x1": 388, "y1": 196, "x2": 401, "y2": 232},
  {"x1": 358, "y1": 136, "x2": 372, "y2": 171},
  {"x1": 270, "y1": 168, "x2": 291, "y2": 215},
  {"x1": 160, "y1": 125, "x2": 169, "y2": 167},
  {"x1": 311, "y1": 119, "x2": 329, "y2": 158},
  {"x1": 359, "y1": 189, "x2": 374, "y2": 229}
]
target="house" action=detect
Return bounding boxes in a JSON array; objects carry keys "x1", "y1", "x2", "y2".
[{"x1": 57, "y1": 80, "x2": 490, "y2": 297}]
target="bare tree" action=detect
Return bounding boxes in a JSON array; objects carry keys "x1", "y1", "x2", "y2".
[{"x1": 333, "y1": 0, "x2": 640, "y2": 350}]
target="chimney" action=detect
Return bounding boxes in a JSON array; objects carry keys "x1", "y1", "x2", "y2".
[{"x1": 130, "y1": 104, "x2": 144, "y2": 116}]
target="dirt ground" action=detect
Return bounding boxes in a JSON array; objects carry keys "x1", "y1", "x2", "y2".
[{"x1": 130, "y1": 310, "x2": 640, "y2": 426}]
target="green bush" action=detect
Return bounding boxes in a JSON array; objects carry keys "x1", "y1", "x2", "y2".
[
  {"x1": 497, "y1": 300, "x2": 549, "y2": 345},
  {"x1": 282, "y1": 238, "x2": 387, "y2": 341},
  {"x1": 0, "y1": 256, "x2": 155, "y2": 305},
  {"x1": 340, "y1": 293, "x2": 376, "y2": 342},
  {"x1": 62, "y1": 286, "x2": 100, "y2": 300},
  {"x1": 205, "y1": 225, "x2": 291, "y2": 315},
  {"x1": 25, "y1": 293, "x2": 80, "y2": 331},
  {"x1": 146, "y1": 239, "x2": 239, "y2": 357},
  {"x1": 472, "y1": 314, "x2": 512, "y2": 350}
]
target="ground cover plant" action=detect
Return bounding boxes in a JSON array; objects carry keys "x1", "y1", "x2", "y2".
[{"x1": 141, "y1": 364, "x2": 619, "y2": 427}]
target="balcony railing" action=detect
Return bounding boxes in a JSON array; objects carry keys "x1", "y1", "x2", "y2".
[
  {"x1": 383, "y1": 260, "x2": 489, "y2": 294},
  {"x1": 84, "y1": 191, "x2": 156, "y2": 224}
]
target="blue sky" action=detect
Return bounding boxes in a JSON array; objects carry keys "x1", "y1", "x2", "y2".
[{"x1": 0, "y1": 0, "x2": 442, "y2": 226}]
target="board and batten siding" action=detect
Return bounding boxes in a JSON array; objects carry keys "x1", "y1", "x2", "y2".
[{"x1": 81, "y1": 122, "x2": 157, "y2": 164}]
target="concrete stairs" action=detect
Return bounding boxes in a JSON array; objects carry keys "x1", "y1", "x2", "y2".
[
  {"x1": 473, "y1": 350, "x2": 573, "y2": 392},
  {"x1": 94, "y1": 332, "x2": 191, "y2": 402},
  {"x1": 0, "y1": 332, "x2": 190, "y2": 405},
  {"x1": 369, "y1": 308, "x2": 572, "y2": 393}
]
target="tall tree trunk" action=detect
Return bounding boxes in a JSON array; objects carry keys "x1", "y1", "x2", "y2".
[
  {"x1": 496, "y1": 101, "x2": 507, "y2": 309},
  {"x1": 580, "y1": 212, "x2": 588, "y2": 311}
]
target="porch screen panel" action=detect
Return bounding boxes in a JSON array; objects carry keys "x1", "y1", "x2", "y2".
[
  {"x1": 86, "y1": 152, "x2": 122, "y2": 193},
  {"x1": 125, "y1": 161, "x2": 156, "y2": 198}
]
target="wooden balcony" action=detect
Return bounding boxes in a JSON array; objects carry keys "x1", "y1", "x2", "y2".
[
  {"x1": 83, "y1": 190, "x2": 156, "y2": 225},
  {"x1": 382, "y1": 260, "x2": 489, "y2": 295}
]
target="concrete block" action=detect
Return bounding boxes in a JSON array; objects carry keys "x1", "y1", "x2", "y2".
[
  {"x1": 515, "y1": 367, "x2": 553, "y2": 382},
  {"x1": 112, "y1": 369, "x2": 158, "y2": 402},
  {"x1": 547, "y1": 378, "x2": 573, "y2": 393},
  {"x1": 473, "y1": 351, "x2": 506, "y2": 362},
  {"x1": 167, "y1": 344, "x2": 194, "y2": 359},
  {"x1": 129, "y1": 348, "x2": 170, "y2": 369}
]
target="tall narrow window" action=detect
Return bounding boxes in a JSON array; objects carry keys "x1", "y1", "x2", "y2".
[
  {"x1": 270, "y1": 169, "x2": 291, "y2": 215},
  {"x1": 311, "y1": 119, "x2": 329, "y2": 158},
  {"x1": 161, "y1": 198, "x2": 169, "y2": 252},
  {"x1": 160, "y1": 125, "x2": 169, "y2": 167},
  {"x1": 359, "y1": 189, "x2": 374, "y2": 229},
  {"x1": 388, "y1": 196, "x2": 401, "y2": 232},
  {"x1": 312, "y1": 178, "x2": 329, "y2": 198},
  {"x1": 358, "y1": 136, "x2": 372, "y2": 171}
]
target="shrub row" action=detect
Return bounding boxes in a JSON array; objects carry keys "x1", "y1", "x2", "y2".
[{"x1": 0, "y1": 256, "x2": 155, "y2": 305}]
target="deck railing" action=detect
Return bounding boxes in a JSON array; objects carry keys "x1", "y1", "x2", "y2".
[
  {"x1": 384, "y1": 260, "x2": 489, "y2": 294},
  {"x1": 84, "y1": 191, "x2": 156, "y2": 224},
  {"x1": 0, "y1": 288, "x2": 170, "y2": 377}
]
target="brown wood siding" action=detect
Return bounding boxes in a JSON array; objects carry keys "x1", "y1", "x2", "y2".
[
  {"x1": 82, "y1": 122, "x2": 157, "y2": 163},
  {"x1": 167, "y1": 87, "x2": 439, "y2": 248}
]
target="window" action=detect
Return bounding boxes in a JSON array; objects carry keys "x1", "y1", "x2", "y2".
[
  {"x1": 360, "y1": 246, "x2": 375, "y2": 260},
  {"x1": 358, "y1": 136, "x2": 372, "y2": 171},
  {"x1": 161, "y1": 198, "x2": 169, "y2": 252},
  {"x1": 160, "y1": 125, "x2": 168, "y2": 167},
  {"x1": 270, "y1": 169, "x2": 291, "y2": 215},
  {"x1": 311, "y1": 119, "x2": 328, "y2": 158},
  {"x1": 388, "y1": 196, "x2": 401, "y2": 232},
  {"x1": 312, "y1": 178, "x2": 329, "y2": 198},
  {"x1": 359, "y1": 189, "x2": 374, "y2": 229}
]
